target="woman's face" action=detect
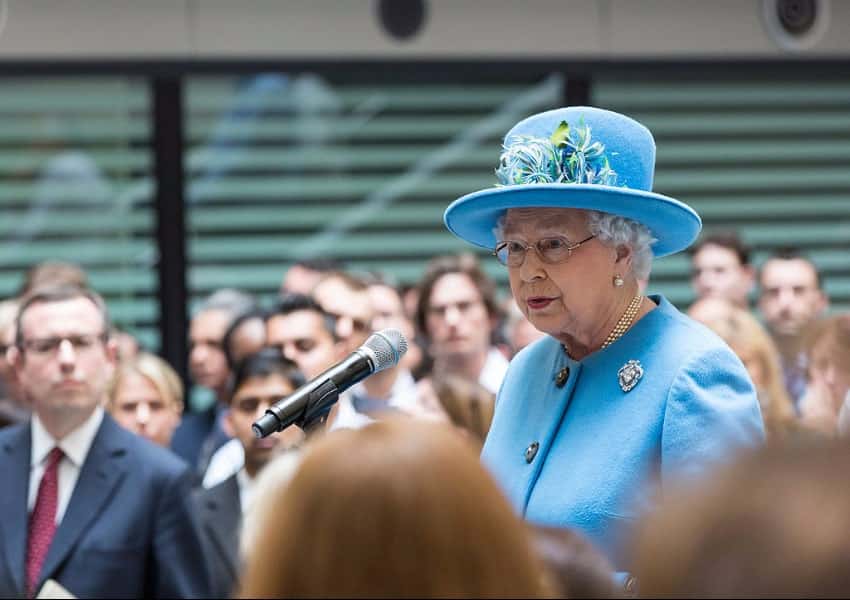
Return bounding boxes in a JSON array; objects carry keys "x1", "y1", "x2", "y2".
[
  {"x1": 808, "y1": 337, "x2": 850, "y2": 414},
  {"x1": 502, "y1": 208, "x2": 624, "y2": 344},
  {"x1": 111, "y1": 371, "x2": 181, "y2": 448}
]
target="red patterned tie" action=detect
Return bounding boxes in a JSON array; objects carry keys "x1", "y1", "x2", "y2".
[{"x1": 26, "y1": 447, "x2": 63, "y2": 598}]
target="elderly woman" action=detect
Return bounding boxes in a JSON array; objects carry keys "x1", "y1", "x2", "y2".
[{"x1": 443, "y1": 106, "x2": 764, "y2": 573}]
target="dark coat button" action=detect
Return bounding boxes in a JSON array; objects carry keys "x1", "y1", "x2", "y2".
[
  {"x1": 525, "y1": 442, "x2": 539, "y2": 463},
  {"x1": 555, "y1": 367, "x2": 570, "y2": 387}
]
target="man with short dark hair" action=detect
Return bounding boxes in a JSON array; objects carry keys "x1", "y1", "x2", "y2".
[
  {"x1": 312, "y1": 271, "x2": 375, "y2": 357},
  {"x1": 0, "y1": 286, "x2": 212, "y2": 598},
  {"x1": 689, "y1": 231, "x2": 755, "y2": 309},
  {"x1": 266, "y1": 293, "x2": 341, "y2": 380},
  {"x1": 758, "y1": 248, "x2": 829, "y2": 406},
  {"x1": 195, "y1": 349, "x2": 304, "y2": 597}
]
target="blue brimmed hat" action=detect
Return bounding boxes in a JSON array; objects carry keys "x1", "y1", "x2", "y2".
[{"x1": 443, "y1": 106, "x2": 701, "y2": 257}]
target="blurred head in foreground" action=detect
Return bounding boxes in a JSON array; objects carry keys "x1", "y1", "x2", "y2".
[
  {"x1": 238, "y1": 419, "x2": 552, "y2": 598},
  {"x1": 634, "y1": 440, "x2": 850, "y2": 597},
  {"x1": 529, "y1": 524, "x2": 619, "y2": 598}
]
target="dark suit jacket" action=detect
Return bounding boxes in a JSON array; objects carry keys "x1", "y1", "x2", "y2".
[
  {"x1": 194, "y1": 473, "x2": 241, "y2": 598},
  {"x1": 0, "y1": 414, "x2": 214, "y2": 599},
  {"x1": 171, "y1": 403, "x2": 231, "y2": 480}
]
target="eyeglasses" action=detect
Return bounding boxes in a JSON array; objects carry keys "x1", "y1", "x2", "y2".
[
  {"x1": 493, "y1": 235, "x2": 596, "y2": 267},
  {"x1": 20, "y1": 333, "x2": 107, "y2": 357}
]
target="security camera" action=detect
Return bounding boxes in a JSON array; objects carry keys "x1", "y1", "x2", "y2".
[
  {"x1": 376, "y1": 0, "x2": 427, "y2": 41},
  {"x1": 761, "y1": 0, "x2": 831, "y2": 51}
]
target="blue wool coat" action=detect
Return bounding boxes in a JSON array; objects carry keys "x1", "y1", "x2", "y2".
[{"x1": 481, "y1": 295, "x2": 765, "y2": 569}]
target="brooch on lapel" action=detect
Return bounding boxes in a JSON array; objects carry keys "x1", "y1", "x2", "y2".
[{"x1": 617, "y1": 360, "x2": 644, "y2": 392}]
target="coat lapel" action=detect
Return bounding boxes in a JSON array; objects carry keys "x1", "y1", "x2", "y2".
[
  {"x1": 37, "y1": 417, "x2": 127, "y2": 590},
  {"x1": 0, "y1": 424, "x2": 32, "y2": 596},
  {"x1": 200, "y1": 474, "x2": 242, "y2": 581}
]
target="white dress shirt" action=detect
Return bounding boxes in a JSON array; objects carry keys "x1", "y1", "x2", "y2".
[
  {"x1": 235, "y1": 468, "x2": 256, "y2": 517},
  {"x1": 29, "y1": 406, "x2": 104, "y2": 525},
  {"x1": 202, "y1": 438, "x2": 245, "y2": 490},
  {"x1": 329, "y1": 369, "x2": 420, "y2": 432},
  {"x1": 479, "y1": 348, "x2": 510, "y2": 395}
]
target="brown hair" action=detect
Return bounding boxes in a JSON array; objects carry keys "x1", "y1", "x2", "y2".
[
  {"x1": 689, "y1": 230, "x2": 751, "y2": 265},
  {"x1": 807, "y1": 314, "x2": 850, "y2": 383},
  {"x1": 802, "y1": 314, "x2": 850, "y2": 432},
  {"x1": 414, "y1": 253, "x2": 501, "y2": 337},
  {"x1": 17, "y1": 260, "x2": 89, "y2": 297},
  {"x1": 530, "y1": 524, "x2": 619, "y2": 599},
  {"x1": 431, "y1": 374, "x2": 495, "y2": 448},
  {"x1": 633, "y1": 440, "x2": 850, "y2": 597},
  {"x1": 15, "y1": 284, "x2": 110, "y2": 348},
  {"x1": 238, "y1": 419, "x2": 552, "y2": 598},
  {"x1": 313, "y1": 269, "x2": 370, "y2": 294}
]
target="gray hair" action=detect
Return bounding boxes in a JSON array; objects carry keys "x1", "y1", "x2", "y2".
[
  {"x1": 494, "y1": 209, "x2": 656, "y2": 281},
  {"x1": 586, "y1": 211, "x2": 655, "y2": 281},
  {"x1": 196, "y1": 288, "x2": 258, "y2": 318}
]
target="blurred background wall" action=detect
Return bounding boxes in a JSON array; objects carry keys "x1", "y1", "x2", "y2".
[
  {"x1": 0, "y1": 0, "x2": 848, "y2": 58},
  {"x1": 0, "y1": 0, "x2": 847, "y2": 380}
]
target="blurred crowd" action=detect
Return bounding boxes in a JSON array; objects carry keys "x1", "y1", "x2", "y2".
[{"x1": 1, "y1": 237, "x2": 849, "y2": 598}]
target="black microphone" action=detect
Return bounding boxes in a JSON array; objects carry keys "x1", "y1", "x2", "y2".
[{"x1": 252, "y1": 328, "x2": 408, "y2": 438}]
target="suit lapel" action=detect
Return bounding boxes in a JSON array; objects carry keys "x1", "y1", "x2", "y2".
[
  {"x1": 201, "y1": 474, "x2": 242, "y2": 580},
  {"x1": 0, "y1": 424, "x2": 32, "y2": 596},
  {"x1": 38, "y1": 416, "x2": 128, "y2": 589}
]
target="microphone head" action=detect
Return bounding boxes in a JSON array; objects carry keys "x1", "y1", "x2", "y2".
[{"x1": 363, "y1": 329, "x2": 408, "y2": 373}]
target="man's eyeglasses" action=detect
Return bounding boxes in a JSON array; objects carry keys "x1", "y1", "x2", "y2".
[
  {"x1": 493, "y1": 235, "x2": 596, "y2": 268},
  {"x1": 20, "y1": 333, "x2": 108, "y2": 357}
]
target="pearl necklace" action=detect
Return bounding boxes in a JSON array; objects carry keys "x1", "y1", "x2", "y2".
[{"x1": 601, "y1": 294, "x2": 643, "y2": 349}]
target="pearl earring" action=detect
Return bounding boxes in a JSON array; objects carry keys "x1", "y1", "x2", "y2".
[{"x1": 613, "y1": 274, "x2": 624, "y2": 287}]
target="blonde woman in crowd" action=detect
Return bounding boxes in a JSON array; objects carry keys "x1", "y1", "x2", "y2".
[
  {"x1": 689, "y1": 297, "x2": 797, "y2": 441},
  {"x1": 238, "y1": 419, "x2": 553, "y2": 598},
  {"x1": 107, "y1": 351, "x2": 184, "y2": 448}
]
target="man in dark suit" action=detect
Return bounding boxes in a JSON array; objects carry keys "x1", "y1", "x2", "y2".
[
  {"x1": 195, "y1": 349, "x2": 305, "y2": 597},
  {"x1": 171, "y1": 288, "x2": 257, "y2": 478},
  {"x1": 0, "y1": 285, "x2": 212, "y2": 598}
]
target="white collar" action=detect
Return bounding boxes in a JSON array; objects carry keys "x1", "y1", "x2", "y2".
[
  {"x1": 31, "y1": 406, "x2": 104, "y2": 469},
  {"x1": 479, "y1": 348, "x2": 510, "y2": 395},
  {"x1": 236, "y1": 467, "x2": 255, "y2": 493},
  {"x1": 351, "y1": 368, "x2": 417, "y2": 408},
  {"x1": 236, "y1": 467, "x2": 258, "y2": 515}
]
